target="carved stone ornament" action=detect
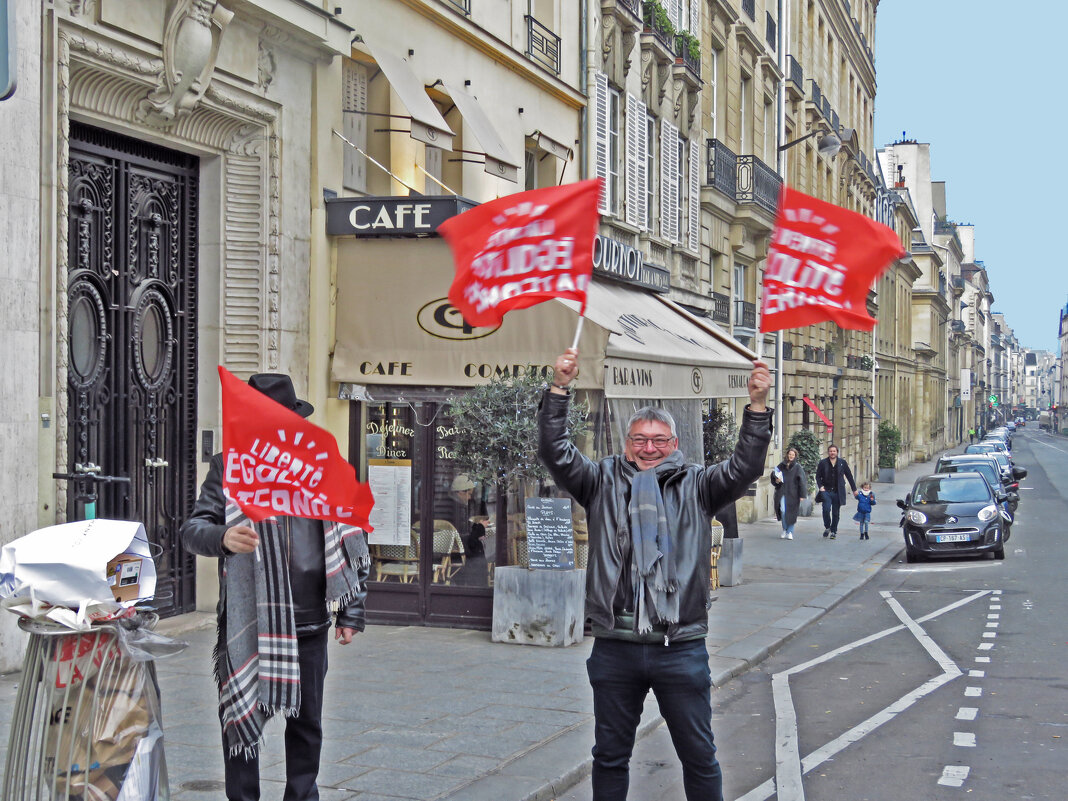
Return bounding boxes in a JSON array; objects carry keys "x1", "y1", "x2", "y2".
[{"x1": 136, "y1": 0, "x2": 235, "y2": 128}]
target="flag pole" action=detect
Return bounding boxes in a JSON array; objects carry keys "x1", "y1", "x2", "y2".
[{"x1": 571, "y1": 314, "x2": 585, "y2": 351}]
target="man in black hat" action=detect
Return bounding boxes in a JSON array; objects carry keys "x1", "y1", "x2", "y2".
[{"x1": 181, "y1": 373, "x2": 370, "y2": 801}]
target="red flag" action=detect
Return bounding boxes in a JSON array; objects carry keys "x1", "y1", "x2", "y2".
[
  {"x1": 218, "y1": 366, "x2": 374, "y2": 529},
  {"x1": 438, "y1": 179, "x2": 601, "y2": 328},
  {"x1": 761, "y1": 187, "x2": 905, "y2": 333}
]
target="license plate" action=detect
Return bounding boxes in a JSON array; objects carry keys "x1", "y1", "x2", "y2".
[{"x1": 935, "y1": 533, "x2": 970, "y2": 543}]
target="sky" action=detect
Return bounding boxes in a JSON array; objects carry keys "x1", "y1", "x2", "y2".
[{"x1": 873, "y1": 1, "x2": 1066, "y2": 353}]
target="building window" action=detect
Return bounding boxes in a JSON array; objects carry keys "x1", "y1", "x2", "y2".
[{"x1": 740, "y1": 74, "x2": 752, "y2": 154}]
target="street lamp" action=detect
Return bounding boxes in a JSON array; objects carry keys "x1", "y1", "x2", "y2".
[{"x1": 778, "y1": 126, "x2": 855, "y2": 158}]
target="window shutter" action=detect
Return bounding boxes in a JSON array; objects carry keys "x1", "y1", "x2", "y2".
[
  {"x1": 594, "y1": 71, "x2": 610, "y2": 215},
  {"x1": 688, "y1": 137, "x2": 700, "y2": 252},
  {"x1": 625, "y1": 93, "x2": 647, "y2": 228},
  {"x1": 637, "y1": 107, "x2": 649, "y2": 231},
  {"x1": 689, "y1": 0, "x2": 700, "y2": 33},
  {"x1": 660, "y1": 118, "x2": 679, "y2": 242},
  {"x1": 342, "y1": 60, "x2": 368, "y2": 193}
]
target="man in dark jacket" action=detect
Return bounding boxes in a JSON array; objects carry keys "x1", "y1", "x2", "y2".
[
  {"x1": 181, "y1": 373, "x2": 370, "y2": 801},
  {"x1": 814, "y1": 444, "x2": 858, "y2": 539},
  {"x1": 538, "y1": 347, "x2": 772, "y2": 801}
]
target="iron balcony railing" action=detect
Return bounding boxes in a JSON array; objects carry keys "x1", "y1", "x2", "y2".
[
  {"x1": 617, "y1": 0, "x2": 642, "y2": 20},
  {"x1": 766, "y1": 12, "x2": 777, "y2": 50},
  {"x1": 743, "y1": 0, "x2": 755, "y2": 20},
  {"x1": 442, "y1": 0, "x2": 470, "y2": 15},
  {"x1": 525, "y1": 15, "x2": 561, "y2": 74},
  {"x1": 787, "y1": 54, "x2": 803, "y2": 88},
  {"x1": 736, "y1": 154, "x2": 781, "y2": 215},
  {"x1": 675, "y1": 36, "x2": 701, "y2": 77},
  {"x1": 952, "y1": 276, "x2": 965, "y2": 290},
  {"x1": 809, "y1": 79, "x2": 823, "y2": 111},
  {"x1": 643, "y1": 2, "x2": 675, "y2": 50},
  {"x1": 734, "y1": 299, "x2": 757, "y2": 329},
  {"x1": 821, "y1": 96, "x2": 831, "y2": 118},
  {"x1": 830, "y1": 109, "x2": 839, "y2": 133},
  {"x1": 705, "y1": 139, "x2": 738, "y2": 199},
  {"x1": 711, "y1": 292, "x2": 731, "y2": 325}
]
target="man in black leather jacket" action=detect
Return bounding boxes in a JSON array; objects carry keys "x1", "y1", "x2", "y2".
[
  {"x1": 181, "y1": 374, "x2": 369, "y2": 801},
  {"x1": 538, "y1": 347, "x2": 772, "y2": 801}
]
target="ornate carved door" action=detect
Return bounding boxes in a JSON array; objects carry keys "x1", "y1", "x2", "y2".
[{"x1": 66, "y1": 122, "x2": 199, "y2": 616}]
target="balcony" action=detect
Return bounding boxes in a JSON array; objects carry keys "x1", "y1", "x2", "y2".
[
  {"x1": 786, "y1": 55, "x2": 803, "y2": 97},
  {"x1": 642, "y1": 1, "x2": 675, "y2": 52},
  {"x1": 830, "y1": 109, "x2": 839, "y2": 133},
  {"x1": 736, "y1": 154, "x2": 781, "y2": 215},
  {"x1": 808, "y1": 79, "x2": 823, "y2": 114},
  {"x1": 525, "y1": 15, "x2": 561, "y2": 75},
  {"x1": 674, "y1": 35, "x2": 701, "y2": 79},
  {"x1": 606, "y1": 0, "x2": 642, "y2": 21},
  {"x1": 951, "y1": 320, "x2": 966, "y2": 333},
  {"x1": 742, "y1": 0, "x2": 755, "y2": 20},
  {"x1": 711, "y1": 292, "x2": 731, "y2": 325},
  {"x1": 734, "y1": 299, "x2": 756, "y2": 329},
  {"x1": 705, "y1": 139, "x2": 738, "y2": 200},
  {"x1": 441, "y1": 0, "x2": 470, "y2": 14},
  {"x1": 765, "y1": 12, "x2": 777, "y2": 50}
]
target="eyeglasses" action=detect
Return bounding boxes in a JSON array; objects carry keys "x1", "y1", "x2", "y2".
[{"x1": 627, "y1": 435, "x2": 676, "y2": 448}]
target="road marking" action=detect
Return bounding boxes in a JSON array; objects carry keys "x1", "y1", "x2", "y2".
[
  {"x1": 954, "y1": 732, "x2": 977, "y2": 747},
  {"x1": 987, "y1": 613, "x2": 999, "y2": 619},
  {"x1": 739, "y1": 592, "x2": 982, "y2": 801},
  {"x1": 968, "y1": 670, "x2": 985, "y2": 678},
  {"x1": 976, "y1": 656, "x2": 990, "y2": 663},
  {"x1": 986, "y1": 621, "x2": 998, "y2": 628},
  {"x1": 978, "y1": 642, "x2": 994, "y2": 650},
  {"x1": 938, "y1": 766, "x2": 971, "y2": 787},
  {"x1": 982, "y1": 632, "x2": 997, "y2": 638},
  {"x1": 956, "y1": 707, "x2": 978, "y2": 721},
  {"x1": 964, "y1": 687, "x2": 982, "y2": 697}
]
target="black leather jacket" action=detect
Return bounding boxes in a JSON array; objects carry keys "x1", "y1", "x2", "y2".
[
  {"x1": 538, "y1": 391, "x2": 772, "y2": 641},
  {"x1": 180, "y1": 454, "x2": 369, "y2": 635}
]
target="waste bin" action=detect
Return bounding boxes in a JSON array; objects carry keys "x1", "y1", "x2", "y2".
[{"x1": 2, "y1": 613, "x2": 171, "y2": 801}]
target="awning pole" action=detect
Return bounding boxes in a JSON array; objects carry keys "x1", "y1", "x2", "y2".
[{"x1": 571, "y1": 314, "x2": 585, "y2": 350}]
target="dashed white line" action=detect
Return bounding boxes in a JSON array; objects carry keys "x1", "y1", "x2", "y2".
[
  {"x1": 968, "y1": 670, "x2": 985, "y2": 678},
  {"x1": 964, "y1": 686, "x2": 983, "y2": 697},
  {"x1": 953, "y1": 732, "x2": 977, "y2": 747},
  {"x1": 987, "y1": 613, "x2": 1000, "y2": 619},
  {"x1": 956, "y1": 707, "x2": 978, "y2": 721},
  {"x1": 939, "y1": 766, "x2": 971, "y2": 787},
  {"x1": 982, "y1": 632, "x2": 997, "y2": 638},
  {"x1": 975, "y1": 656, "x2": 991, "y2": 663},
  {"x1": 978, "y1": 642, "x2": 994, "y2": 650},
  {"x1": 985, "y1": 621, "x2": 998, "y2": 628}
]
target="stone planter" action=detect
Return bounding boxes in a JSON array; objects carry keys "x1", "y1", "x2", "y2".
[
  {"x1": 719, "y1": 538, "x2": 743, "y2": 586},
  {"x1": 878, "y1": 467, "x2": 896, "y2": 483},
  {"x1": 491, "y1": 566, "x2": 585, "y2": 647}
]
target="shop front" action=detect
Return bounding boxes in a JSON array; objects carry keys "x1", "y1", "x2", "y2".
[{"x1": 329, "y1": 198, "x2": 756, "y2": 628}]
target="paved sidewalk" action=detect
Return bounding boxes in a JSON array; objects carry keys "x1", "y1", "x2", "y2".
[{"x1": 0, "y1": 454, "x2": 945, "y2": 801}]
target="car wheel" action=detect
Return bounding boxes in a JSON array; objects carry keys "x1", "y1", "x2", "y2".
[
  {"x1": 905, "y1": 549, "x2": 920, "y2": 563},
  {"x1": 993, "y1": 547, "x2": 1005, "y2": 560}
]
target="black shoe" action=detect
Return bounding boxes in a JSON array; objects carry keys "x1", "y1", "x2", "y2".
[{"x1": 823, "y1": 529, "x2": 830, "y2": 538}]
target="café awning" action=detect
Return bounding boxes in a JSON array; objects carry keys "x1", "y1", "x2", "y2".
[
  {"x1": 803, "y1": 395, "x2": 833, "y2": 428},
  {"x1": 366, "y1": 42, "x2": 454, "y2": 149},
  {"x1": 442, "y1": 81, "x2": 520, "y2": 183},
  {"x1": 332, "y1": 238, "x2": 755, "y2": 400}
]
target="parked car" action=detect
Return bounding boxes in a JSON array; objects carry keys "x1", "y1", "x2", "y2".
[
  {"x1": 934, "y1": 454, "x2": 1022, "y2": 515},
  {"x1": 897, "y1": 474, "x2": 1010, "y2": 562},
  {"x1": 1039, "y1": 411, "x2": 1052, "y2": 431}
]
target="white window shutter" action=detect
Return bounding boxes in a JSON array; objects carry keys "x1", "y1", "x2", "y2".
[
  {"x1": 594, "y1": 71, "x2": 610, "y2": 215},
  {"x1": 668, "y1": 0, "x2": 681, "y2": 31},
  {"x1": 688, "y1": 137, "x2": 700, "y2": 252},
  {"x1": 625, "y1": 93, "x2": 646, "y2": 228},
  {"x1": 689, "y1": 0, "x2": 700, "y2": 33},
  {"x1": 342, "y1": 60, "x2": 368, "y2": 193},
  {"x1": 660, "y1": 118, "x2": 679, "y2": 242},
  {"x1": 637, "y1": 106, "x2": 649, "y2": 231}
]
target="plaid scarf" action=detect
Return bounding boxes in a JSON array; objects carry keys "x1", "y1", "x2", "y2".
[
  {"x1": 217, "y1": 502, "x2": 370, "y2": 758},
  {"x1": 628, "y1": 453, "x2": 683, "y2": 635}
]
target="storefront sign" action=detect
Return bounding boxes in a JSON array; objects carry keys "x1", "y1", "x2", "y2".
[
  {"x1": 326, "y1": 195, "x2": 476, "y2": 237},
  {"x1": 592, "y1": 235, "x2": 670, "y2": 293},
  {"x1": 604, "y1": 358, "x2": 752, "y2": 398}
]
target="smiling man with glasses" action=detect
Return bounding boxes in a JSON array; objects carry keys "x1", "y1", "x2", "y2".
[{"x1": 538, "y1": 347, "x2": 772, "y2": 801}]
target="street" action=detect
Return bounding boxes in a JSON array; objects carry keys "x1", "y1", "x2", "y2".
[{"x1": 557, "y1": 426, "x2": 1068, "y2": 801}]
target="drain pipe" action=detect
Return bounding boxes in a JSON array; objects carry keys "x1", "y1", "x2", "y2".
[
  {"x1": 579, "y1": 0, "x2": 590, "y2": 179},
  {"x1": 773, "y1": 0, "x2": 788, "y2": 450}
]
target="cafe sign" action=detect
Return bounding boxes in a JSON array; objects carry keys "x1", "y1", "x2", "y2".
[
  {"x1": 592, "y1": 234, "x2": 670, "y2": 293},
  {"x1": 326, "y1": 195, "x2": 477, "y2": 237}
]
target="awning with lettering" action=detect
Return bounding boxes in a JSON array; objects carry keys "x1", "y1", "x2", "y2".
[
  {"x1": 331, "y1": 238, "x2": 756, "y2": 399},
  {"x1": 366, "y1": 42, "x2": 454, "y2": 149},
  {"x1": 803, "y1": 395, "x2": 833, "y2": 428},
  {"x1": 860, "y1": 396, "x2": 881, "y2": 419},
  {"x1": 442, "y1": 81, "x2": 520, "y2": 183}
]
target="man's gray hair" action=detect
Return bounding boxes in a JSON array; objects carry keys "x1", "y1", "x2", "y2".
[{"x1": 625, "y1": 406, "x2": 677, "y2": 438}]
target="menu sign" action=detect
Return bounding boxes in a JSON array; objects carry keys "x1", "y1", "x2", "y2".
[
  {"x1": 367, "y1": 458, "x2": 412, "y2": 545},
  {"x1": 524, "y1": 497, "x2": 575, "y2": 570}
]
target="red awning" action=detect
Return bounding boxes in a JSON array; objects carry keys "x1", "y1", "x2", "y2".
[{"x1": 803, "y1": 395, "x2": 833, "y2": 429}]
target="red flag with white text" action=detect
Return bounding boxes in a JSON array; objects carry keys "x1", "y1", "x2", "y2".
[
  {"x1": 760, "y1": 187, "x2": 905, "y2": 333},
  {"x1": 438, "y1": 179, "x2": 601, "y2": 328},
  {"x1": 218, "y1": 366, "x2": 374, "y2": 529}
]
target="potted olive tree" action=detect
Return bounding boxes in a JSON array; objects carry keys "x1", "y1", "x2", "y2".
[
  {"x1": 877, "y1": 421, "x2": 902, "y2": 483},
  {"x1": 703, "y1": 405, "x2": 743, "y2": 585}
]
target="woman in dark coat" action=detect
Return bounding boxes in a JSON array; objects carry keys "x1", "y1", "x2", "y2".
[{"x1": 770, "y1": 447, "x2": 807, "y2": 540}]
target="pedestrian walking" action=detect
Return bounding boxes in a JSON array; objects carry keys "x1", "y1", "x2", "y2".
[
  {"x1": 180, "y1": 373, "x2": 370, "y2": 801},
  {"x1": 853, "y1": 481, "x2": 876, "y2": 539},
  {"x1": 770, "y1": 447, "x2": 807, "y2": 540},
  {"x1": 815, "y1": 444, "x2": 858, "y2": 539},
  {"x1": 968, "y1": 428, "x2": 975, "y2": 444},
  {"x1": 538, "y1": 347, "x2": 772, "y2": 801}
]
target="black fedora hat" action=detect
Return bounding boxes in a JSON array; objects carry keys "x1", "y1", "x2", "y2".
[{"x1": 247, "y1": 373, "x2": 315, "y2": 418}]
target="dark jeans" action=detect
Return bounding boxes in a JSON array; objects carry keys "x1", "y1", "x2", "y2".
[
  {"x1": 821, "y1": 489, "x2": 841, "y2": 533},
  {"x1": 224, "y1": 628, "x2": 329, "y2": 801},
  {"x1": 586, "y1": 637, "x2": 721, "y2": 801}
]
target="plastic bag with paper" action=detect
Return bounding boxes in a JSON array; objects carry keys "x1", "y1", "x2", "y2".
[
  {"x1": 0, "y1": 519, "x2": 157, "y2": 627},
  {"x1": 43, "y1": 629, "x2": 168, "y2": 801}
]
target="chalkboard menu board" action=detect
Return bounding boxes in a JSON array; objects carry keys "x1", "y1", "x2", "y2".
[{"x1": 524, "y1": 497, "x2": 575, "y2": 570}]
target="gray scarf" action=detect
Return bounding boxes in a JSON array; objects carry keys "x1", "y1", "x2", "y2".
[{"x1": 628, "y1": 452, "x2": 684, "y2": 634}]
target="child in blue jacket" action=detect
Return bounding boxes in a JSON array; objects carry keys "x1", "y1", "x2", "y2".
[{"x1": 853, "y1": 481, "x2": 876, "y2": 540}]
